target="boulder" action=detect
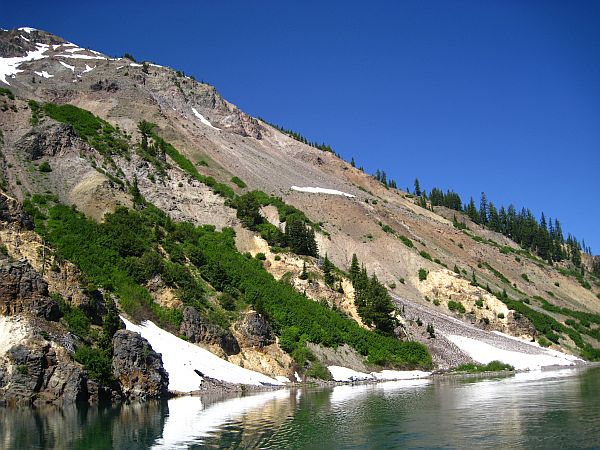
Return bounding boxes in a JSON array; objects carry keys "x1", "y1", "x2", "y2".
[{"x1": 111, "y1": 330, "x2": 169, "y2": 400}]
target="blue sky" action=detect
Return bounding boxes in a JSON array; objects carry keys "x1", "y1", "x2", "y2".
[{"x1": 3, "y1": 1, "x2": 599, "y2": 252}]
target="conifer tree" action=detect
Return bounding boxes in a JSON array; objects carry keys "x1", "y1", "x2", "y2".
[{"x1": 414, "y1": 178, "x2": 421, "y2": 197}]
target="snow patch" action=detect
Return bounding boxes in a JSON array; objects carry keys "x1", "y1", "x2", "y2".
[
  {"x1": 54, "y1": 54, "x2": 106, "y2": 60},
  {"x1": 81, "y1": 64, "x2": 95, "y2": 74},
  {"x1": 129, "y1": 63, "x2": 143, "y2": 67},
  {"x1": 191, "y1": 107, "x2": 221, "y2": 130},
  {"x1": 328, "y1": 365, "x2": 431, "y2": 382},
  {"x1": 34, "y1": 70, "x2": 53, "y2": 78},
  {"x1": 0, "y1": 316, "x2": 30, "y2": 355},
  {"x1": 121, "y1": 317, "x2": 282, "y2": 392},
  {"x1": 64, "y1": 47, "x2": 85, "y2": 53},
  {"x1": 59, "y1": 61, "x2": 75, "y2": 72},
  {"x1": 20, "y1": 35, "x2": 30, "y2": 42},
  {"x1": 0, "y1": 42, "x2": 49, "y2": 85},
  {"x1": 291, "y1": 186, "x2": 355, "y2": 198},
  {"x1": 274, "y1": 375, "x2": 291, "y2": 383},
  {"x1": 447, "y1": 334, "x2": 582, "y2": 371},
  {"x1": 18, "y1": 27, "x2": 37, "y2": 33}
]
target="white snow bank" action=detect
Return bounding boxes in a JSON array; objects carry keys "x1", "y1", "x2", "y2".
[
  {"x1": 291, "y1": 186, "x2": 355, "y2": 198},
  {"x1": 191, "y1": 107, "x2": 221, "y2": 130},
  {"x1": 0, "y1": 42, "x2": 49, "y2": 85},
  {"x1": 18, "y1": 27, "x2": 37, "y2": 33},
  {"x1": 34, "y1": 70, "x2": 53, "y2": 78},
  {"x1": 328, "y1": 365, "x2": 431, "y2": 382},
  {"x1": 152, "y1": 390, "x2": 290, "y2": 449},
  {"x1": 447, "y1": 334, "x2": 582, "y2": 371},
  {"x1": 20, "y1": 35, "x2": 30, "y2": 42},
  {"x1": 275, "y1": 375, "x2": 291, "y2": 383},
  {"x1": 129, "y1": 62, "x2": 143, "y2": 67},
  {"x1": 59, "y1": 61, "x2": 75, "y2": 71},
  {"x1": 54, "y1": 54, "x2": 106, "y2": 60},
  {"x1": 81, "y1": 64, "x2": 95, "y2": 74},
  {"x1": 121, "y1": 317, "x2": 282, "y2": 392},
  {"x1": 64, "y1": 47, "x2": 85, "y2": 53},
  {"x1": 0, "y1": 316, "x2": 30, "y2": 355}
]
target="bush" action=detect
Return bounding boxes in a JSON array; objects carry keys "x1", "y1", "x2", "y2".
[
  {"x1": 74, "y1": 345, "x2": 113, "y2": 384},
  {"x1": 231, "y1": 176, "x2": 247, "y2": 188},
  {"x1": 448, "y1": 300, "x2": 466, "y2": 314},
  {"x1": 255, "y1": 252, "x2": 266, "y2": 261},
  {"x1": 521, "y1": 273, "x2": 530, "y2": 282},
  {"x1": 453, "y1": 360, "x2": 514, "y2": 373},
  {"x1": 306, "y1": 361, "x2": 332, "y2": 380},
  {"x1": 418, "y1": 269, "x2": 428, "y2": 281},
  {"x1": 39, "y1": 161, "x2": 52, "y2": 172},
  {"x1": 497, "y1": 312, "x2": 505, "y2": 319},
  {"x1": 399, "y1": 235, "x2": 413, "y2": 248},
  {"x1": 419, "y1": 251, "x2": 432, "y2": 261}
]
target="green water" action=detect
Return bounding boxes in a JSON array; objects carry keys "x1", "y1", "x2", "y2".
[{"x1": 1, "y1": 367, "x2": 599, "y2": 449}]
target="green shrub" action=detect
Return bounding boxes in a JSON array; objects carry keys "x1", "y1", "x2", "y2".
[
  {"x1": 231, "y1": 176, "x2": 247, "y2": 188},
  {"x1": 521, "y1": 273, "x2": 530, "y2": 282},
  {"x1": 537, "y1": 336, "x2": 551, "y2": 347},
  {"x1": 39, "y1": 161, "x2": 52, "y2": 172},
  {"x1": 306, "y1": 361, "x2": 332, "y2": 380},
  {"x1": 399, "y1": 235, "x2": 413, "y2": 248},
  {"x1": 497, "y1": 312, "x2": 505, "y2": 319},
  {"x1": 448, "y1": 300, "x2": 466, "y2": 314},
  {"x1": 74, "y1": 345, "x2": 113, "y2": 384},
  {"x1": 453, "y1": 360, "x2": 513, "y2": 373},
  {"x1": 418, "y1": 269, "x2": 428, "y2": 281},
  {"x1": 419, "y1": 251, "x2": 432, "y2": 261}
]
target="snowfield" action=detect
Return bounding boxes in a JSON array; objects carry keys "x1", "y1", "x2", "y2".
[
  {"x1": 59, "y1": 61, "x2": 75, "y2": 71},
  {"x1": 447, "y1": 334, "x2": 583, "y2": 370},
  {"x1": 328, "y1": 365, "x2": 431, "y2": 382},
  {"x1": 34, "y1": 70, "x2": 53, "y2": 78},
  {"x1": 0, "y1": 42, "x2": 49, "y2": 85},
  {"x1": 191, "y1": 107, "x2": 221, "y2": 130},
  {"x1": 291, "y1": 186, "x2": 355, "y2": 198},
  {"x1": 121, "y1": 317, "x2": 283, "y2": 392}
]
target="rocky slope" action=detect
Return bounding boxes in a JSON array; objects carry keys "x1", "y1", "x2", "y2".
[{"x1": 1, "y1": 27, "x2": 599, "y2": 403}]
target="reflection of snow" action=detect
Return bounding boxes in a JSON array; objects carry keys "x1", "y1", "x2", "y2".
[{"x1": 152, "y1": 390, "x2": 290, "y2": 449}]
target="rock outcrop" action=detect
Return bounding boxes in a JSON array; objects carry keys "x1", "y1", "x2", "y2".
[
  {"x1": 234, "y1": 311, "x2": 275, "y2": 348},
  {"x1": 111, "y1": 330, "x2": 169, "y2": 400},
  {"x1": 0, "y1": 256, "x2": 60, "y2": 321},
  {"x1": 179, "y1": 306, "x2": 240, "y2": 355}
]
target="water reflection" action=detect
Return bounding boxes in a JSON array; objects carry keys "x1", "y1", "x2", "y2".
[{"x1": 0, "y1": 367, "x2": 598, "y2": 449}]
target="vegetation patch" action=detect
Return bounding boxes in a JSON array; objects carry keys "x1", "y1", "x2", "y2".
[{"x1": 452, "y1": 360, "x2": 514, "y2": 373}]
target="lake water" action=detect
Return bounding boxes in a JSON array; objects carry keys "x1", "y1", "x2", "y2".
[{"x1": 1, "y1": 367, "x2": 599, "y2": 449}]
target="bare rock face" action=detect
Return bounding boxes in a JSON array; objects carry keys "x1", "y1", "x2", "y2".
[
  {"x1": 0, "y1": 193, "x2": 34, "y2": 229},
  {"x1": 15, "y1": 122, "x2": 83, "y2": 160},
  {"x1": 0, "y1": 256, "x2": 60, "y2": 321},
  {"x1": 0, "y1": 342, "x2": 88, "y2": 406},
  {"x1": 179, "y1": 306, "x2": 240, "y2": 355},
  {"x1": 111, "y1": 330, "x2": 169, "y2": 400},
  {"x1": 235, "y1": 311, "x2": 275, "y2": 348}
]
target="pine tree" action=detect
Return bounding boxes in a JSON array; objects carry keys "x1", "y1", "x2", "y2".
[
  {"x1": 350, "y1": 157, "x2": 355, "y2": 167},
  {"x1": 323, "y1": 254, "x2": 335, "y2": 286},
  {"x1": 349, "y1": 254, "x2": 360, "y2": 282},
  {"x1": 414, "y1": 178, "x2": 421, "y2": 197},
  {"x1": 479, "y1": 192, "x2": 489, "y2": 225},
  {"x1": 299, "y1": 261, "x2": 308, "y2": 280}
]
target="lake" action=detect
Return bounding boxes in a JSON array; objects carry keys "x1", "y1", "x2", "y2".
[{"x1": 1, "y1": 367, "x2": 599, "y2": 449}]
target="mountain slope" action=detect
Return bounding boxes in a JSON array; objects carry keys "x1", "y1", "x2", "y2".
[{"x1": 1, "y1": 27, "x2": 599, "y2": 402}]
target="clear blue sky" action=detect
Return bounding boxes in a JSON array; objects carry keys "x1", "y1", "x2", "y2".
[{"x1": 4, "y1": 1, "x2": 599, "y2": 252}]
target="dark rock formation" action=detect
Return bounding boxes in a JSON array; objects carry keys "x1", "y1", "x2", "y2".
[
  {"x1": 0, "y1": 256, "x2": 60, "y2": 320},
  {"x1": 235, "y1": 311, "x2": 275, "y2": 348},
  {"x1": 0, "y1": 342, "x2": 88, "y2": 406},
  {"x1": 111, "y1": 330, "x2": 169, "y2": 400},
  {"x1": 179, "y1": 306, "x2": 240, "y2": 355}
]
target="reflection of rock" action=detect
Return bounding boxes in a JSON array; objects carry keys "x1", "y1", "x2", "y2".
[
  {"x1": 234, "y1": 311, "x2": 275, "y2": 348},
  {"x1": 179, "y1": 306, "x2": 240, "y2": 355},
  {"x1": 111, "y1": 330, "x2": 169, "y2": 400}
]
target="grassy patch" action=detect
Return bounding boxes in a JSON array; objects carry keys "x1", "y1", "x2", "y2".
[{"x1": 453, "y1": 360, "x2": 514, "y2": 373}]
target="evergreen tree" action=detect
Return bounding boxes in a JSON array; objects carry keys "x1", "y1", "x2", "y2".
[
  {"x1": 137, "y1": 120, "x2": 155, "y2": 151},
  {"x1": 299, "y1": 261, "x2": 308, "y2": 280},
  {"x1": 350, "y1": 157, "x2": 355, "y2": 167},
  {"x1": 479, "y1": 192, "x2": 489, "y2": 225},
  {"x1": 323, "y1": 254, "x2": 335, "y2": 286},
  {"x1": 414, "y1": 178, "x2": 421, "y2": 197},
  {"x1": 349, "y1": 253, "x2": 360, "y2": 282}
]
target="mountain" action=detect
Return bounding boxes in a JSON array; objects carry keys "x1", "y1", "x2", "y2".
[{"x1": 1, "y1": 27, "x2": 598, "y2": 406}]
